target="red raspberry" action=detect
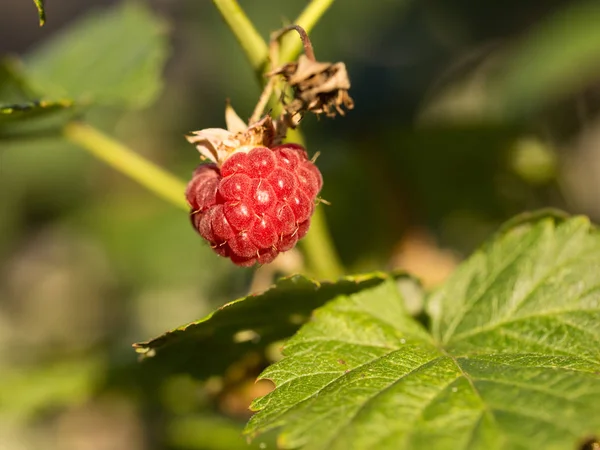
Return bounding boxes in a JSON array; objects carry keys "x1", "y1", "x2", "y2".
[{"x1": 185, "y1": 144, "x2": 323, "y2": 267}]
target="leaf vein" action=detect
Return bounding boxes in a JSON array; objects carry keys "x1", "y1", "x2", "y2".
[
  {"x1": 450, "y1": 305, "x2": 600, "y2": 343},
  {"x1": 257, "y1": 345, "x2": 433, "y2": 429},
  {"x1": 323, "y1": 355, "x2": 449, "y2": 448},
  {"x1": 442, "y1": 237, "x2": 536, "y2": 342}
]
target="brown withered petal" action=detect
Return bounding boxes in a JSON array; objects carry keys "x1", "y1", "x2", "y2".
[{"x1": 269, "y1": 54, "x2": 354, "y2": 122}]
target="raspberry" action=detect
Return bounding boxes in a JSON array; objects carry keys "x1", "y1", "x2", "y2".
[{"x1": 185, "y1": 144, "x2": 323, "y2": 267}]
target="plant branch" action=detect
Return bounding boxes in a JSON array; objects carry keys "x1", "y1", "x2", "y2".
[
  {"x1": 63, "y1": 121, "x2": 189, "y2": 211},
  {"x1": 286, "y1": 128, "x2": 344, "y2": 279},
  {"x1": 279, "y1": 0, "x2": 335, "y2": 64},
  {"x1": 249, "y1": 76, "x2": 276, "y2": 124},
  {"x1": 212, "y1": 0, "x2": 269, "y2": 76},
  {"x1": 272, "y1": 24, "x2": 316, "y2": 62},
  {"x1": 300, "y1": 206, "x2": 344, "y2": 279}
]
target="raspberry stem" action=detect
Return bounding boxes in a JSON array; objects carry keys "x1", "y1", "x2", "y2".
[
  {"x1": 212, "y1": 0, "x2": 269, "y2": 77},
  {"x1": 279, "y1": 0, "x2": 335, "y2": 64},
  {"x1": 301, "y1": 207, "x2": 343, "y2": 279},
  {"x1": 271, "y1": 25, "x2": 316, "y2": 62},
  {"x1": 285, "y1": 128, "x2": 344, "y2": 279},
  {"x1": 249, "y1": 76, "x2": 276, "y2": 125},
  {"x1": 63, "y1": 121, "x2": 189, "y2": 211}
]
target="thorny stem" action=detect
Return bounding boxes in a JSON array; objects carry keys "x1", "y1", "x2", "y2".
[{"x1": 63, "y1": 121, "x2": 189, "y2": 211}]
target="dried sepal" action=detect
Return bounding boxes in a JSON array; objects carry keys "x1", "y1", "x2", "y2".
[
  {"x1": 186, "y1": 104, "x2": 285, "y2": 166},
  {"x1": 225, "y1": 101, "x2": 248, "y2": 134},
  {"x1": 269, "y1": 54, "x2": 354, "y2": 121}
]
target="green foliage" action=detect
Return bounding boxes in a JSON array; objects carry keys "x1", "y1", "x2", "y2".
[
  {"x1": 0, "y1": 99, "x2": 73, "y2": 126},
  {"x1": 133, "y1": 273, "x2": 414, "y2": 379},
  {"x1": 245, "y1": 216, "x2": 600, "y2": 449},
  {"x1": 0, "y1": 60, "x2": 75, "y2": 136},
  {"x1": 1, "y1": 1, "x2": 168, "y2": 136},
  {"x1": 24, "y1": 1, "x2": 169, "y2": 109},
  {"x1": 0, "y1": 60, "x2": 32, "y2": 104}
]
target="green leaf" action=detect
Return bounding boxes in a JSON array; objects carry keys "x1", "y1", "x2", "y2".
[
  {"x1": 0, "y1": 59, "x2": 75, "y2": 134},
  {"x1": 33, "y1": 0, "x2": 46, "y2": 26},
  {"x1": 246, "y1": 216, "x2": 600, "y2": 449},
  {"x1": 133, "y1": 272, "x2": 417, "y2": 380},
  {"x1": 24, "y1": 1, "x2": 169, "y2": 109},
  {"x1": 0, "y1": 59, "x2": 36, "y2": 105},
  {"x1": 0, "y1": 99, "x2": 73, "y2": 125},
  {"x1": 492, "y1": 1, "x2": 600, "y2": 117}
]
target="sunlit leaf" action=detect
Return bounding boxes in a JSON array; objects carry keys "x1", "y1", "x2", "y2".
[
  {"x1": 246, "y1": 216, "x2": 600, "y2": 449},
  {"x1": 24, "y1": 1, "x2": 169, "y2": 109}
]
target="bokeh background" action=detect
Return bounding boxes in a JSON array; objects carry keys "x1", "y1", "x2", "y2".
[{"x1": 2, "y1": 0, "x2": 600, "y2": 448}]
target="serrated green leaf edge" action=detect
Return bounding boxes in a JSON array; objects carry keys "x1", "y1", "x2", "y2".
[
  {"x1": 0, "y1": 99, "x2": 73, "y2": 115},
  {"x1": 489, "y1": 208, "x2": 571, "y2": 240},
  {"x1": 1, "y1": 58, "x2": 75, "y2": 128},
  {"x1": 244, "y1": 215, "x2": 600, "y2": 449},
  {"x1": 132, "y1": 272, "x2": 408, "y2": 358},
  {"x1": 244, "y1": 275, "x2": 431, "y2": 442},
  {"x1": 33, "y1": 0, "x2": 45, "y2": 26}
]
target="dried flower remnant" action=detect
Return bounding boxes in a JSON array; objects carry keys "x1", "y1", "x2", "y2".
[
  {"x1": 271, "y1": 55, "x2": 354, "y2": 121},
  {"x1": 267, "y1": 25, "x2": 354, "y2": 126}
]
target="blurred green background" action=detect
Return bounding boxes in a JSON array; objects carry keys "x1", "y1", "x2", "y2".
[{"x1": 1, "y1": 0, "x2": 600, "y2": 448}]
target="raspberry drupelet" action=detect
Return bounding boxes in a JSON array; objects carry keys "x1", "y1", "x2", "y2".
[{"x1": 185, "y1": 143, "x2": 323, "y2": 267}]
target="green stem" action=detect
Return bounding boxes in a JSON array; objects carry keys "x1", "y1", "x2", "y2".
[
  {"x1": 279, "y1": 0, "x2": 335, "y2": 63},
  {"x1": 212, "y1": 0, "x2": 269, "y2": 76},
  {"x1": 286, "y1": 128, "x2": 344, "y2": 279},
  {"x1": 300, "y1": 207, "x2": 344, "y2": 279},
  {"x1": 280, "y1": 0, "x2": 343, "y2": 278},
  {"x1": 63, "y1": 121, "x2": 189, "y2": 211}
]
